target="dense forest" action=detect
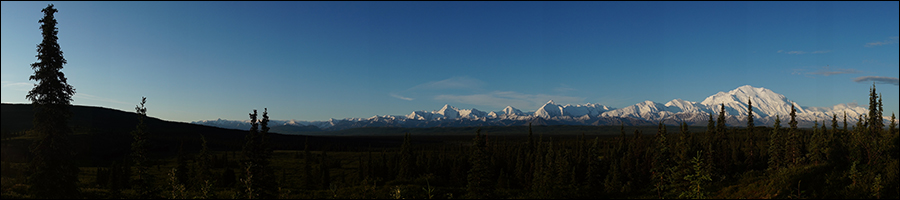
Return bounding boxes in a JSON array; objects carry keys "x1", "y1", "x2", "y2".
[{"x1": 2, "y1": 4, "x2": 898, "y2": 199}]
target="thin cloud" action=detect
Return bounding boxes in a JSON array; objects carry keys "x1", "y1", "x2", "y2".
[
  {"x1": 435, "y1": 91, "x2": 584, "y2": 110},
  {"x1": 390, "y1": 93, "x2": 414, "y2": 101},
  {"x1": 409, "y1": 76, "x2": 484, "y2": 91},
  {"x1": 554, "y1": 84, "x2": 576, "y2": 93},
  {"x1": 807, "y1": 66, "x2": 861, "y2": 76},
  {"x1": 865, "y1": 36, "x2": 899, "y2": 47},
  {"x1": 778, "y1": 50, "x2": 831, "y2": 55},
  {"x1": 1, "y1": 81, "x2": 33, "y2": 91},
  {"x1": 853, "y1": 76, "x2": 899, "y2": 86}
]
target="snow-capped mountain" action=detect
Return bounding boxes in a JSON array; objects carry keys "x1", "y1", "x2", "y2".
[
  {"x1": 192, "y1": 85, "x2": 880, "y2": 132},
  {"x1": 406, "y1": 104, "x2": 488, "y2": 120}
]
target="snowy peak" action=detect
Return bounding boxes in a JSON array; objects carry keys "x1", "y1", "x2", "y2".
[
  {"x1": 534, "y1": 100, "x2": 564, "y2": 118},
  {"x1": 601, "y1": 100, "x2": 670, "y2": 120},
  {"x1": 562, "y1": 103, "x2": 612, "y2": 117},
  {"x1": 502, "y1": 106, "x2": 524, "y2": 115},
  {"x1": 700, "y1": 85, "x2": 798, "y2": 117},
  {"x1": 436, "y1": 104, "x2": 460, "y2": 119},
  {"x1": 664, "y1": 99, "x2": 706, "y2": 113}
]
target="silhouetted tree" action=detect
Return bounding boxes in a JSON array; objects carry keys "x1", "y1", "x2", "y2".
[
  {"x1": 193, "y1": 135, "x2": 214, "y2": 199},
  {"x1": 844, "y1": 111, "x2": 849, "y2": 132},
  {"x1": 868, "y1": 84, "x2": 883, "y2": 135},
  {"x1": 767, "y1": 115, "x2": 783, "y2": 170},
  {"x1": 717, "y1": 104, "x2": 727, "y2": 135},
  {"x1": 652, "y1": 122, "x2": 673, "y2": 198},
  {"x1": 789, "y1": 104, "x2": 798, "y2": 130},
  {"x1": 25, "y1": 4, "x2": 79, "y2": 199},
  {"x1": 747, "y1": 98, "x2": 754, "y2": 130},
  {"x1": 467, "y1": 128, "x2": 494, "y2": 199},
  {"x1": 832, "y1": 114, "x2": 839, "y2": 134},
  {"x1": 131, "y1": 97, "x2": 157, "y2": 199},
  {"x1": 241, "y1": 109, "x2": 275, "y2": 199}
]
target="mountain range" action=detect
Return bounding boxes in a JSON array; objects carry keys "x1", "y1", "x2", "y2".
[{"x1": 192, "y1": 85, "x2": 882, "y2": 132}]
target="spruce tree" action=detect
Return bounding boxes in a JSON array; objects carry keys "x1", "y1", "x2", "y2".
[
  {"x1": 584, "y1": 137, "x2": 604, "y2": 193},
  {"x1": 241, "y1": 109, "x2": 274, "y2": 199},
  {"x1": 717, "y1": 104, "x2": 727, "y2": 135},
  {"x1": 747, "y1": 98, "x2": 754, "y2": 130},
  {"x1": 890, "y1": 113, "x2": 897, "y2": 136},
  {"x1": 789, "y1": 103, "x2": 798, "y2": 130},
  {"x1": 466, "y1": 128, "x2": 494, "y2": 199},
  {"x1": 868, "y1": 84, "x2": 883, "y2": 135},
  {"x1": 830, "y1": 114, "x2": 837, "y2": 133},
  {"x1": 130, "y1": 97, "x2": 157, "y2": 198},
  {"x1": 652, "y1": 122, "x2": 673, "y2": 198},
  {"x1": 767, "y1": 115, "x2": 782, "y2": 170},
  {"x1": 843, "y1": 111, "x2": 849, "y2": 132},
  {"x1": 26, "y1": 4, "x2": 79, "y2": 199},
  {"x1": 194, "y1": 135, "x2": 214, "y2": 199}
]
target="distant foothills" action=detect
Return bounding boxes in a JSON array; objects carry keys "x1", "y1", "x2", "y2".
[{"x1": 194, "y1": 85, "x2": 887, "y2": 132}]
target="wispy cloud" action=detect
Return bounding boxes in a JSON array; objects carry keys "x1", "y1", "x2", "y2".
[
  {"x1": 554, "y1": 84, "x2": 576, "y2": 93},
  {"x1": 865, "y1": 36, "x2": 899, "y2": 47},
  {"x1": 435, "y1": 91, "x2": 584, "y2": 109},
  {"x1": 75, "y1": 93, "x2": 131, "y2": 105},
  {"x1": 390, "y1": 93, "x2": 414, "y2": 101},
  {"x1": 807, "y1": 66, "x2": 861, "y2": 76},
  {"x1": 777, "y1": 50, "x2": 831, "y2": 55},
  {"x1": 853, "y1": 76, "x2": 899, "y2": 86},
  {"x1": 409, "y1": 76, "x2": 484, "y2": 91},
  {"x1": 1, "y1": 81, "x2": 33, "y2": 91}
]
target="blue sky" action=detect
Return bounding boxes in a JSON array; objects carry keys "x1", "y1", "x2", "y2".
[{"x1": 2, "y1": 1, "x2": 898, "y2": 123}]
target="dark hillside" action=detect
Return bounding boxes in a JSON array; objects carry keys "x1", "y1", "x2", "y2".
[{"x1": 0, "y1": 103, "x2": 378, "y2": 166}]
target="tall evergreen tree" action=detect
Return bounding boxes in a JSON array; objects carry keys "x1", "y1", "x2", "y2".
[
  {"x1": 789, "y1": 103, "x2": 798, "y2": 130},
  {"x1": 843, "y1": 111, "x2": 849, "y2": 132},
  {"x1": 768, "y1": 115, "x2": 783, "y2": 170},
  {"x1": 652, "y1": 122, "x2": 673, "y2": 198},
  {"x1": 241, "y1": 109, "x2": 275, "y2": 199},
  {"x1": 868, "y1": 84, "x2": 883, "y2": 135},
  {"x1": 890, "y1": 113, "x2": 897, "y2": 136},
  {"x1": 194, "y1": 135, "x2": 214, "y2": 199},
  {"x1": 832, "y1": 114, "x2": 839, "y2": 134},
  {"x1": 717, "y1": 104, "x2": 727, "y2": 135},
  {"x1": 785, "y1": 108, "x2": 804, "y2": 166},
  {"x1": 747, "y1": 98, "x2": 754, "y2": 130},
  {"x1": 467, "y1": 128, "x2": 494, "y2": 199},
  {"x1": 131, "y1": 97, "x2": 157, "y2": 198},
  {"x1": 26, "y1": 4, "x2": 79, "y2": 199}
]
